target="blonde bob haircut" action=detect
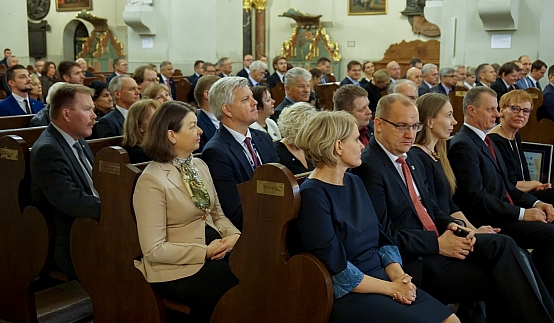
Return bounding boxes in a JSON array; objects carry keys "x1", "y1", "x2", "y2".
[
  {"x1": 278, "y1": 102, "x2": 317, "y2": 144},
  {"x1": 122, "y1": 99, "x2": 160, "y2": 148},
  {"x1": 498, "y1": 89, "x2": 533, "y2": 110},
  {"x1": 295, "y1": 110, "x2": 357, "y2": 168},
  {"x1": 142, "y1": 83, "x2": 170, "y2": 100}
]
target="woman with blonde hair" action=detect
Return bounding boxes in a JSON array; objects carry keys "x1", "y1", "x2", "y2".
[
  {"x1": 293, "y1": 110, "x2": 458, "y2": 323},
  {"x1": 122, "y1": 99, "x2": 160, "y2": 163},
  {"x1": 276, "y1": 102, "x2": 316, "y2": 174},
  {"x1": 413, "y1": 93, "x2": 497, "y2": 233},
  {"x1": 142, "y1": 83, "x2": 172, "y2": 103},
  {"x1": 29, "y1": 73, "x2": 44, "y2": 103},
  {"x1": 488, "y1": 90, "x2": 554, "y2": 203},
  {"x1": 360, "y1": 60, "x2": 375, "y2": 86}
]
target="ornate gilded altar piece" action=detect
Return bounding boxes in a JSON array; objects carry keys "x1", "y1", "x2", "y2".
[
  {"x1": 279, "y1": 9, "x2": 341, "y2": 72},
  {"x1": 75, "y1": 10, "x2": 125, "y2": 72}
]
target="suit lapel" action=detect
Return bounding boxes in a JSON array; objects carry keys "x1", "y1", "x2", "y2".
[
  {"x1": 461, "y1": 126, "x2": 502, "y2": 173},
  {"x1": 114, "y1": 108, "x2": 125, "y2": 129},
  {"x1": 198, "y1": 110, "x2": 216, "y2": 138},
  {"x1": 160, "y1": 163, "x2": 189, "y2": 196},
  {"x1": 220, "y1": 126, "x2": 254, "y2": 178}
]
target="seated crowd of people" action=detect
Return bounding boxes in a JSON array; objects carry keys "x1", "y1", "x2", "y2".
[{"x1": 4, "y1": 46, "x2": 554, "y2": 323}]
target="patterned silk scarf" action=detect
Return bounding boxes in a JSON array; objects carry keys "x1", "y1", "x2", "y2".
[{"x1": 172, "y1": 156, "x2": 211, "y2": 213}]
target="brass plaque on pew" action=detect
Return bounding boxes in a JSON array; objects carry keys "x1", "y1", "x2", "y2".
[
  {"x1": 99, "y1": 161, "x2": 120, "y2": 175},
  {"x1": 0, "y1": 148, "x2": 18, "y2": 161},
  {"x1": 256, "y1": 180, "x2": 285, "y2": 197},
  {"x1": 455, "y1": 91, "x2": 467, "y2": 97},
  {"x1": 529, "y1": 93, "x2": 539, "y2": 99}
]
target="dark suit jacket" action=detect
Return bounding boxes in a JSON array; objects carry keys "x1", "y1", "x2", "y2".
[
  {"x1": 490, "y1": 78, "x2": 513, "y2": 102},
  {"x1": 105, "y1": 72, "x2": 117, "y2": 85},
  {"x1": 351, "y1": 137, "x2": 456, "y2": 282},
  {"x1": 95, "y1": 107, "x2": 125, "y2": 138},
  {"x1": 30, "y1": 125, "x2": 101, "y2": 277},
  {"x1": 339, "y1": 77, "x2": 357, "y2": 86},
  {"x1": 0, "y1": 94, "x2": 44, "y2": 116},
  {"x1": 418, "y1": 81, "x2": 433, "y2": 97},
  {"x1": 267, "y1": 72, "x2": 283, "y2": 89},
  {"x1": 196, "y1": 109, "x2": 217, "y2": 152},
  {"x1": 236, "y1": 68, "x2": 249, "y2": 78},
  {"x1": 431, "y1": 83, "x2": 454, "y2": 95},
  {"x1": 539, "y1": 83, "x2": 554, "y2": 121},
  {"x1": 187, "y1": 73, "x2": 200, "y2": 84},
  {"x1": 84, "y1": 70, "x2": 94, "y2": 78},
  {"x1": 448, "y1": 125, "x2": 537, "y2": 228},
  {"x1": 158, "y1": 74, "x2": 177, "y2": 100},
  {"x1": 270, "y1": 97, "x2": 295, "y2": 122},
  {"x1": 362, "y1": 81, "x2": 383, "y2": 113},
  {"x1": 201, "y1": 126, "x2": 279, "y2": 229}
]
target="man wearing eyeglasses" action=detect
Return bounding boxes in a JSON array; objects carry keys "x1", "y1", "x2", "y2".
[
  {"x1": 236, "y1": 54, "x2": 254, "y2": 79},
  {"x1": 352, "y1": 93, "x2": 554, "y2": 322},
  {"x1": 432, "y1": 68, "x2": 457, "y2": 96},
  {"x1": 449, "y1": 86, "x2": 554, "y2": 297}
]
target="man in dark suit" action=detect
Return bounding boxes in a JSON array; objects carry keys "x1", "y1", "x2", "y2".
[
  {"x1": 216, "y1": 57, "x2": 233, "y2": 78},
  {"x1": 449, "y1": 86, "x2": 554, "y2": 295},
  {"x1": 333, "y1": 84, "x2": 373, "y2": 146},
  {"x1": 432, "y1": 67, "x2": 456, "y2": 95},
  {"x1": 475, "y1": 63, "x2": 497, "y2": 88},
  {"x1": 158, "y1": 60, "x2": 177, "y2": 100},
  {"x1": 351, "y1": 93, "x2": 554, "y2": 322},
  {"x1": 0, "y1": 55, "x2": 19, "y2": 95},
  {"x1": 202, "y1": 77, "x2": 279, "y2": 229},
  {"x1": 316, "y1": 57, "x2": 332, "y2": 84},
  {"x1": 244, "y1": 60, "x2": 266, "y2": 87},
  {"x1": 187, "y1": 60, "x2": 204, "y2": 84},
  {"x1": 539, "y1": 64, "x2": 554, "y2": 121},
  {"x1": 58, "y1": 61, "x2": 85, "y2": 85},
  {"x1": 30, "y1": 84, "x2": 100, "y2": 280},
  {"x1": 339, "y1": 60, "x2": 362, "y2": 86},
  {"x1": 96, "y1": 76, "x2": 140, "y2": 138},
  {"x1": 259, "y1": 55, "x2": 270, "y2": 79},
  {"x1": 106, "y1": 58, "x2": 128, "y2": 85},
  {"x1": 419, "y1": 63, "x2": 438, "y2": 97},
  {"x1": 76, "y1": 58, "x2": 93, "y2": 78},
  {"x1": 0, "y1": 65, "x2": 44, "y2": 116},
  {"x1": 518, "y1": 60, "x2": 547, "y2": 90},
  {"x1": 132, "y1": 65, "x2": 158, "y2": 94},
  {"x1": 271, "y1": 67, "x2": 312, "y2": 123},
  {"x1": 0, "y1": 48, "x2": 11, "y2": 66},
  {"x1": 236, "y1": 54, "x2": 253, "y2": 79},
  {"x1": 267, "y1": 56, "x2": 287, "y2": 89},
  {"x1": 490, "y1": 61, "x2": 520, "y2": 101},
  {"x1": 193, "y1": 75, "x2": 220, "y2": 152}
]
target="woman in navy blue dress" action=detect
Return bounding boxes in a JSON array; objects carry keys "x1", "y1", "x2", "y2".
[{"x1": 294, "y1": 110, "x2": 458, "y2": 323}]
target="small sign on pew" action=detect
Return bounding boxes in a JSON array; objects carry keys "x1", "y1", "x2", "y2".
[
  {"x1": 455, "y1": 91, "x2": 467, "y2": 97},
  {"x1": 0, "y1": 148, "x2": 18, "y2": 161},
  {"x1": 99, "y1": 160, "x2": 121, "y2": 175},
  {"x1": 256, "y1": 180, "x2": 285, "y2": 197}
]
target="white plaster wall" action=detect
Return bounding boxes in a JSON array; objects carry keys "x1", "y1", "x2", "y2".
[
  {"x1": 266, "y1": 0, "x2": 433, "y2": 79},
  {"x1": 0, "y1": 1, "x2": 31, "y2": 65}
]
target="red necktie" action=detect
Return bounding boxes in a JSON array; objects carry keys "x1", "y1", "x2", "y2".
[
  {"x1": 244, "y1": 137, "x2": 259, "y2": 168},
  {"x1": 484, "y1": 135, "x2": 514, "y2": 204},
  {"x1": 396, "y1": 157, "x2": 439, "y2": 236}
]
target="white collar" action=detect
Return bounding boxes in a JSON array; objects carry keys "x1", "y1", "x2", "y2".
[{"x1": 463, "y1": 122, "x2": 487, "y2": 141}]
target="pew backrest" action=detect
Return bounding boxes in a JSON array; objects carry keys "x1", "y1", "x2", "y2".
[
  {"x1": 448, "y1": 85, "x2": 469, "y2": 136},
  {"x1": 315, "y1": 83, "x2": 340, "y2": 111},
  {"x1": 518, "y1": 88, "x2": 554, "y2": 144},
  {"x1": 0, "y1": 126, "x2": 46, "y2": 146},
  {"x1": 271, "y1": 82, "x2": 286, "y2": 107},
  {"x1": 0, "y1": 114, "x2": 35, "y2": 130}
]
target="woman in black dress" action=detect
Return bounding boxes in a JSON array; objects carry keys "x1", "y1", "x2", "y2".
[
  {"x1": 122, "y1": 99, "x2": 160, "y2": 163},
  {"x1": 40, "y1": 61, "x2": 57, "y2": 98},
  {"x1": 488, "y1": 90, "x2": 554, "y2": 204},
  {"x1": 275, "y1": 102, "x2": 316, "y2": 174},
  {"x1": 413, "y1": 93, "x2": 498, "y2": 233},
  {"x1": 294, "y1": 110, "x2": 458, "y2": 323}
]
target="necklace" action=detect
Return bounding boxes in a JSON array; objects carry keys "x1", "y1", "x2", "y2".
[{"x1": 414, "y1": 144, "x2": 441, "y2": 160}]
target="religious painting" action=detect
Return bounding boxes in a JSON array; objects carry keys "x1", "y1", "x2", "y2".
[
  {"x1": 348, "y1": 0, "x2": 387, "y2": 15},
  {"x1": 56, "y1": 0, "x2": 92, "y2": 12}
]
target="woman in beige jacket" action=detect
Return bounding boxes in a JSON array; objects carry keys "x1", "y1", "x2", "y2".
[{"x1": 133, "y1": 101, "x2": 240, "y2": 323}]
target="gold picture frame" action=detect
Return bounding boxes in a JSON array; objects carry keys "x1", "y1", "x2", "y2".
[
  {"x1": 56, "y1": 0, "x2": 93, "y2": 12},
  {"x1": 348, "y1": 0, "x2": 387, "y2": 15}
]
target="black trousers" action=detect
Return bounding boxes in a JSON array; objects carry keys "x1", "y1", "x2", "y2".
[
  {"x1": 152, "y1": 226, "x2": 238, "y2": 323},
  {"x1": 406, "y1": 233, "x2": 554, "y2": 323},
  {"x1": 502, "y1": 221, "x2": 554, "y2": 297}
]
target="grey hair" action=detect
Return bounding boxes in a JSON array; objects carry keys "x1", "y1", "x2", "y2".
[
  {"x1": 462, "y1": 86, "x2": 497, "y2": 115},
  {"x1": 216, "y1": 57, "x2": 230, "y2": 67},
  {"x1": 284, "y1": 67, "x2": 312, "y2": 87},
  {"x1": 76, "y1": 58, "x2": 86, "y2": 64},
  {"x1": 421, "y1": 63, "x2": 437, "y2": 76},
  {"x1": 388, "y1": 79, "x2": 418, "y2": 95},
  {"x1": 278, "y1": 102, "x2": 317, "y2": 144},
  {"x1": 45, "y1": 82, "x2": 68, "y2": 105},
  {"x1": 208, "y1": 76, "x2": 249, "y2": 120},
  {"x1": 249, "y1": 60, "x2": 267, "y2": 72},
  {"x1": 439, "y1": 67, "x2": 455, "y2": 78},
  {"x1": 6, "y1": 56, "x2": 17, "y2": 65},
  {"x1": 453, "y1": 65, "x2": 465, "y2": 72},
  {"x1": 108, "y1": 76, "x2": 132, "y2": 104},
  {"x1": 466, "y1": 66, "x2": 476, "y2": 76},
  {"x1": 160, "y1": 60, "x2": 172, "y2": 69}
]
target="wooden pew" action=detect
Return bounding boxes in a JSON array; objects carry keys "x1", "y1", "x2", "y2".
[
  {"x1": 315, "y1": 83, "x2": 341, "y2": 111},
  {"x1": 83, "y1": 77, "x2": 96, "y2": 86},
  {"x1": 448, "y1": 85, "x2": 469, "y2": 136},
  {"x1": 174, "y1": 76, "x2": 191, "y2": 103},
  {"x1": 271, "y1": 82, "x2": 286, "y2": 107},
  {"x1": 0, "y1": 90, "x2": 7, "y2": 100},
  {"x1": 0, "y1": 114, "x2": 35, "y2": 130},
  {"x1": 0, "y1": 126, "x2": 46, "y2": 147},
  {"x1": 518, "y1": 88, "x2": 554, "y2": 144},
  {"x1": 211, "y1": 163, "x2": 333, "y2": 322},
  {"x1": 373, "y1": 40, "x2": 440, "y2": 77},
  {"x1": 0, "y1": 135, "x2": 123, "y2": 323},
  {"x1": 70, "y1": 147, "x2": 189, "y2": 322}
]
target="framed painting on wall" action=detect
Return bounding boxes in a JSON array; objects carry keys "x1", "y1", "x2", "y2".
[
  {"x1": 56, "y1": 0, "x2": 92, "y2": 12},
  {"x1": 348, "y1": 0, "x2": 387, "y2": 15}
]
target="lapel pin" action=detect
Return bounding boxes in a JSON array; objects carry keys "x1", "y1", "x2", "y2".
[{"x1": 411, "y1": 165, "x2": 415, "y2": 170}]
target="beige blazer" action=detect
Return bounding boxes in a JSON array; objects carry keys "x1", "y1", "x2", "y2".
[{"x1": 133, "y1": 158, "x2": 240, "y2": 283}]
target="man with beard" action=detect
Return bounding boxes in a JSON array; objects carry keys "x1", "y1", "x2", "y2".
[{"x1": 0, "y1": 64, "x2": 44, "y2": 116}]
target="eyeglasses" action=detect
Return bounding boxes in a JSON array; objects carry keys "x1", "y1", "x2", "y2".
[
  {"x1": 508, "y1": 105, "x2": 532, "y2": 116},
  {"x1": 380, "y1": 118, "x2": 423, "y2": 133},
  {"x1": 443, "y1": 74, "x2": 456, "y2": 78}
]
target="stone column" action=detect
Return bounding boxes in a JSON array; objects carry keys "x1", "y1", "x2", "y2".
[
  {"x1": 243, "y1": 1, "x2": 252, "y2": 56},
  {"x1": 255, "y1": 7, "x2": 265, "y2": 58}
]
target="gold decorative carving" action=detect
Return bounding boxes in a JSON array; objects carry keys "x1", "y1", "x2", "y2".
[
  {"x1": 252, "y1": 0, "x2": 267, "y2": 11},
  {"x1": 243, "y1": 0, "x2": 253, "y2": 10},
  {"x1": 75, "y1": 10, "x2": 126, "y2": 59}
]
